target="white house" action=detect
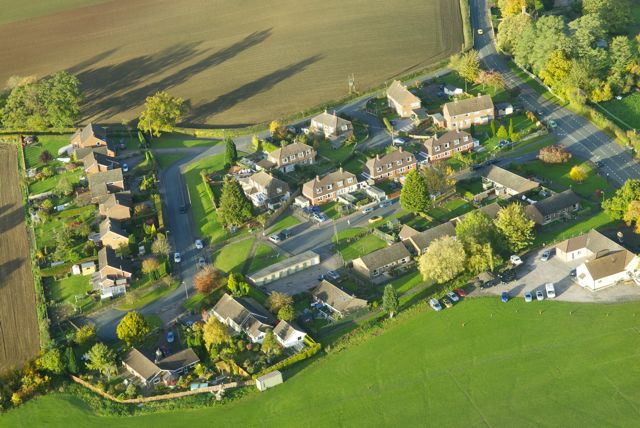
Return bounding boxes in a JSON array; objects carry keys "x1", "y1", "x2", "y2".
[{"x1": 273, "y1": 320, "x2": 307, "y2": 349}]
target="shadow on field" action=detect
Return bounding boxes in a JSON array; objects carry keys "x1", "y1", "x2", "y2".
[
  {"x1": 0, "y1": 258, "x2": 24, "y2": 282},
  {"x1": 186, "y1": 54, "x2": 323, "y2": 124},
  {"x1": 0, "y1": 206, "x2": 24, "y2": 234},
  {"x1": 77, "y1": 29, "x2": 273, "y2": 120},
  {"x1": 0, "y1": 203, "x2": 15, "y2": 217}
]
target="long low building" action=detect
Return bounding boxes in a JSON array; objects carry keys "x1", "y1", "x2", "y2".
[{"x1": 248, "y1": 250, "x2": 320, "y2": 286}]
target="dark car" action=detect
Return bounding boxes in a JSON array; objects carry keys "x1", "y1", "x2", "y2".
[
  {"x1": 595, "y1": 160, "x2": 604, "y2": 168},
  {"x1": 471, "y1": 163, "x2": 483, "y2": 171},
  {"x1": 499, "y1": 269, "x2": 516, "y2": 284}
]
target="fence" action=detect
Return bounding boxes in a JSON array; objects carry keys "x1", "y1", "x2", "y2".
[
  {"x1": 70, "y1": 375, "x2": 254, "y2": 404},
  {"x1": 265, "y1": 189, "x2": 301, "y2": 229}
]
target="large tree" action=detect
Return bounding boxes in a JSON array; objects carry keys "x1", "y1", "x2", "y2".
[
  {"x1": 467, "y1": 242, "x2": 500, "y2": 274},
  {"x1": 116, "y1": 311, "x2": 151, "y2": 347},
  {"x1": 138, "y1": 91, "x2": 184, "y2": 137},
  {"x1": 37, "y1": 348, "x2": 65, "y2": 375},
  {"x1": 266, "y1": 291, "x2": 294, "y2": 313},
  {"x1": 449, "y1": 50, "x2": 481, "y2": 90},
  {"x1": 423, "y1": 163, "x2": 455, "y2": 196},
  {"x1": 194, "y1": 266, "x2": 224, "y2": 294},
  {"x1": 151, "y1": 233, "x2": 171, "y2": 257},
  {"x1": 419, "y1": 236, "x2": 466, "y2": 284},
  {"x1": 538, "y1": 144, "x2": 571, "y2": 163},
  {"x1": 603, "y1": 179, "x2": 640, "y2": 220},
  {"x1": 224, "y1": 138, "x2": 238, "y2": 167},
  {"x1": 202, "y1": 317, "x2": 231, "y2": 351},
  {"x1": 582, "y1": 0, "x2": 631, "y2": 33},
  {"x1": 277, "y1": 304, "x2": 295, "y2": 322},
  {"x1": 218, "y1": 177, "x2": 253, "y2": 227},
  {"x1": 455, "y1": 210, "x2": 497, "y2": 249},
  {"x1": 261, "y1": 329, "x2": 280, "y2": 357},
  {"x1": 400, "y1": 169, "x2": 431, "y2": 213},
  {"x1": 39, "y1": 71, "x2": 82, "y2": 128},
  {"x1": 382, "y1": 284, "x2": 399, "y2": 318},
  {"x1": 85, "y1": 342, "x2": 117, "y2": 379},
  {"x1": 494, "y1": 203, "x2": 535, "y2": 253}
]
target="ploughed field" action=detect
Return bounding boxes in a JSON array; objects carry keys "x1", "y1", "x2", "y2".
[
  {"x1": 0, "y1": 144, "x2": 40, "y2": 372},
  {"x1": 5, "y1": 298, "x2": 640, "y2": 426},
  {"x1": 0, "y1": 0, "x2": 463, "y2": 126}
]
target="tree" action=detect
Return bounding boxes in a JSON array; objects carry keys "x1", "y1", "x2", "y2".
[
  {"x1": 382, "y1": 284, "x2": 399, "y2": 318},
  {"x1": 202, "y1": 317, "x2": 230, "y2": 351},
  {"x1": 466, "y1": 242, "x2": 501, "y2": 274},
  {"x1": 116, "y1": 311, "x2": 151, "y2": 347},
  {"x1": 498, "y1": 0, "x2": 527, "y2": 16},
  {"x1": 455, "y1": 210, "x2": 498, "y2": 249},
  {"x1": 218, "y1": 177, "x2": 253, "y2": 227},
  {"x1": 603, "y1": 179, "x2": 640, "y2": 220},
  {"x1": 74, "y1": 324, "x2": 96, "y2": 345},
  {"x1": 224, "y1": 138, "x2": 238, "y2": 167},
  {"x1": 623, "y1": 200, "x2": 640, "y2": 233},
  {"x1": 277, "y1": 304, "x2": 295, "y2": 321},
  {"x1": 583, "y1": 0, "x2": 631, "y2": 33},
  {"x1": 138, "y1": 91, "x2": 184, "y2": 138},
  {"x1": 39, "y1": 150, "x2": 53, "y2": 164},
  {"x1": 419, "y1": 236, "x2": 466, "y2": 283},
  {"x1": 151, "y1": 234, "x2": 170, "y2": 257},
  {"x1": 449, "y1": 50, "x2": 481, "y2": 91},
  {"x1": 539, "y1": 50, "x2": 572, "y2": 94},
  {"x1": 497, "y1": 14, "x2": 534, "y2": 53},
  {"x1": 85, "y1": 342, "x2": 116, "y2": 379},
  {"x1": 538, "y1": 144, "x2": 571, "y2": 163},
  {"x1": 569, "y1": 165, "x2": 588, "y2": 182},
  {"x1": 141, "y1": 257, "x2": 161, "y2": 278},
  {"x1": 496, "y1": 125, "x2": 508, "y2": 140},
  {"x1": 269, "y1": 120, "x2": 285, "y2": 139},
  {"x1": 37, "y1": 348, "x2": 65, "y2": 374},
  {"x1": 400, "y1": 169, "x2": 431, "y2": 213},
  {"x1": 227, "y1": 273, "x2": 249, "y2": 297},
  {"x1": 64, "y1": 347, "x2": 79, "y2": 374},
  {"x1": 423, "y1": 163, "x2": 455, "y2": 196},
  {"x1": 261, "y1": 329, "x2": 280, "y2": 357},
  {"x1": 495, "y1": 203, "x2": 536, "y2": 253},
  {"x1": 383, "y1": 117, "x2": 394, "y2": 135},
  {"x1": 475, "y1": 70, "x2": 505, "y2": 91},
  {"x1": 194, "y1": 266, "x2": 224, "y2": 294},
  {"x1": 39, "y1": 71, "x2": 82, "y2": 128},
  {"x1": 252, "y1": 135, "x2": 263, "y2": 152},
  {"x1": 266, "y1": 291, "x2": 294, "y2": 313},
  {"x1": 56, "y1": 176, "x2": 74, "y2": 197}
]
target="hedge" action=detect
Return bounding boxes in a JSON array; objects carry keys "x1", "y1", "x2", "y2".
[{"x1": 253, "y1": 342, "x2": 322, "y2": 379}]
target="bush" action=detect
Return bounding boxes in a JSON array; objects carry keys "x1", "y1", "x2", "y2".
[{"x1": 538, "y1": 144, "x2": 571, "y2": 164}]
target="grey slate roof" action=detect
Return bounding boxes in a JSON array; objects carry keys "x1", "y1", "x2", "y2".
[
  {"x1": 97, "y1": 246, "x2": 131, "y2": 273},
  {"x1": 88, "y1": 168, "x2": 124, "y2": 198},
  {"x1": 444, "y1": 94, "x2": 494, "y2": 117},
  {"x1": 100, "y1": 192, "x2": 132, "y2": 210},
  {"x1": 364, "y1": 147, "x2": 415, "y2": 176},
  {"x1": 528, "y1": 189, "x2": 580, "y2": 216},
  {"x1": 356, "y1": 242, "x2": 411, "y2": 270},
  {"x1": 311, "y1": 280, "x2": 367, "y2": 313},
  {"x1": 81, "y1": 151, "x2": 119, "y2": 170},
  {"x1": 406, "y1": 222, "x2": 456, "y2": 253},
  {"x1": 483, "y1": 165, "x2": 539, "y2": 194},
  {"x1": 273, "y1": 320, "x2": 305, "y2": 344}
]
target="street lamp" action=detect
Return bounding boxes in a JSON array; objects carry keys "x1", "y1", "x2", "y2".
[{"x1": 182, "y1": 281, "x2": 189, "y2": 300}]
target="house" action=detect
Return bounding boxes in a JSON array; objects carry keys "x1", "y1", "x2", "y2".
[
  {"x1": 122, "y1": 347, "x2": 200, "y2": 386},
  {"x1": 273, "y1": 320, "x2": 307, "y2": 349},
  {"x1": 444, "y1": 84, "x2": 463, "y2": 96},
  {"x1": 239, "y1": 171, "x2": 290, "y2": 210},
  {"x1": 248, "y1": 251, "x2": 320, "y2": 286},
  {"x1": 556, "y1": 230, "x2": 622, "y2": 262},
  {"x1": 362, "y1": 147, "x2": 416, "y2": 181},
  {"x1": 311, "y1": 280, "x2": 367, "y2": 318},
  {"x1": 71, "y1": 123, "x2": 108, "y2": 149},
  {"x1": 81, "y1": 151, "x2": 119, "y2": 175},
  {"x1": 576, "y1": 249, "x2": 638, "y2": 291},
  {"x1": 442, "y1": 94, "x2": 494, "y2": 130},
  {"x1": 481, "y1": 165, "x2": 539, "y2": 197},
  {"x1": 98, "y1": 192, "x2": 132, "y2": 220},
  {"x1": 387, "y1": 80, "x2": 422, "y2": 118},
  {"x1": 402, "y1": 221, "x2": 456, "y2": 255},
  {"x1": 98, "y1": 218, "x2": 128, "y2": 249},
  {"x1": 452, "y1": 202, "x2": 502, "y2": 225},
  {"x1": 256, "y1": 370, "x2": 283, "y2": 392},
  {"x1": 496, "y1": 102, "x2": 514, "y2": 117},
  {"x1": 419, "y1": 130, "x2": 476, "y2": 163},
  {"x1": 352, "y1": 242, "x2": 413, "y2": 279},
  {"x1": 209, "y1": 293, "x2": 275, "y2": 343},
  {"x1": 73, "y1": 145, "x2": 115, "y2": 161},
  {"x1": 398, "y1": 224, "x2": 419, "y2": 241},
  {"x1": 525, "y1": 189, "x2": 580, "y2": 225},
  {"x1": 259, "y1": 142, "x2": 316, "y2": 173},
  {"x1": 430, "y1": 112, "x2": 446, "y2": 128},
  {"x1": 88, "y1": 168, "x2": 125, "y2": 201},
  {"x1": 309, "y1": 111, "x2": 353, "y2": 139},
  {"x1": 302, "y1": 168, "x2": 358, "y2": 205},
  {"x1": 93, "y1": 247, "x2": 132, "y2": 299}
]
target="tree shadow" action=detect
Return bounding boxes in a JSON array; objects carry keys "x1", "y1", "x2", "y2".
[
  {"x1": 0, "y1": 203, "x2": 15, "y2": 217},
  {"x1": 0, "y1": 206, "x2": 24, "y2": 234},
  {"x1": 0, "y1": 258, "x2": 25, "y2": 285},
  {"x1": 185, "y1": 54, "x2": 323, "y2": 125}
]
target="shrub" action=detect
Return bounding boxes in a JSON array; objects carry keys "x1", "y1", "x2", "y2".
[{"x1": 538, "y1": 144, "x2": 571, "y2": 163}]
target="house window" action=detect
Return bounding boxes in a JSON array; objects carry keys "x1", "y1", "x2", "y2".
[
  {"x1": 306, "y1": 150, "x2": 311, "y2": 155},
  {"x1": 434, "y1": 146, "x2": 440, "y2": 152},
  {"x1": 396, "y1": 160, "x2": 402, "y2": 165},
  {"x1": 299, "y1": 152, "x2": 303, "y2": 157},
  {"x1": 463, "y1": 136, "x2": 469, "y2": 142},
  {"x1": 347, "y1": 178, "x2": 353, "y2": 184},
  {"x1": 316, "y1": 188, "x2": 322, "y2": 194},
  {"x1": 283, "y1": 157, "x2": 288, "y2": 163},
  {"x1": 444, "y1": 143, "x2": 449, "y2": 148},
  {"x1": 376, "y1": 167, "x2": 383, "y2": 173},
  {"x1": 327, "y1": 184, "x2": 333, "y2": 190},
  {"x1": 407, "y1": 157, "x2": 412, "y2": 162}
]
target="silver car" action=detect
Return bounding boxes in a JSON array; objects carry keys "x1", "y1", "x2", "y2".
[{"x1": 446, "y1": 291, "x2": 459, "y2": 303}]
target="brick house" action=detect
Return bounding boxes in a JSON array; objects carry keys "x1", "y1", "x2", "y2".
[
  {"x1": 98, "y1": 192, "x2": 132, "y2": 220},
  {"x1": 93, "y1": 247, "x2": 131, "y2": 299},
  {"x1": 386, "y1": 80, "x2": 421, "y2": 118},
  {"x1": 258, "y1": 142, "x2": 316, "y2": 173},
  {"x1": 363, "y1": 147, "x2": 416, "y2": 181},
  {"x1": 98, "y1": 217, "x2": 129, "y2": 249},
  {"x1": 81, "y1": 151, "x2": 120, "y2": 176},
  {"x1": 419, "y1": 130, "x2": 476, "y2": 163},
  {"x1": 71, "y1": 123, "x2": 109, "y2": 149},
  {"x1": 239, "y1": 171, "x2": 290, "y2": 210},
  {"x1": 442, "y1": 94, "x2": 494, "y2": 130},
  {"x1": 88, "y1": 168, "x2": 125, "y2": 202},
  {"x1": 309, "y1": 111, "x2": 353, "y2": 139},
  {"x1": 302, "y1": 168, "x2": 358, "y2": 205}
]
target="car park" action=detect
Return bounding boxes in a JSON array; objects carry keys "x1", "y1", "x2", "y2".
[
  {"x1": 195, "y1": 239, "x2": 204, "y2": 250},
  {"x1": 362, "y1": 206, "x2": 374, "y2": 214},
  {"x1": 326, "y1": 270, "x2": 340, "y2": 282},
  {"x1": 536, "y1": 290, "x2": 545, "y2": 301},
  {"x1": 510, "y1": 255, "x2": 523, "y2": 266},
  {"x1": 173, "y1": 252, "x2": 181, "y2": 263},
  {"x1": 540, "y1": 250, "x2": 551, "y2": 262},
  {"x1": 524, "y1": 291, "x2": 533, "y2": 302},
  {"x1": 269, "y1": 234, "x2": 282, "y2": 243},
  {"x1": 368, "y1": 215, "x2": 383, "y2": 224},
  {"x1": 429, "y1": 298, "x2": 443, "y2": 311},
  {"x1": 442, "y1": 297, "x2": 453, "y2": 308},
  {"x1": 501, "y1": 292, "x2": 509, "y2": 303},
  {"x1": 454, "y1": 288, "x2": 466, "y2": 297},
  {"x1": 446, "y1": 291, "x2": 459, "y2": 302},
  {"x1": 545, "y1": 283, "x2": 556, "y2": 299}
]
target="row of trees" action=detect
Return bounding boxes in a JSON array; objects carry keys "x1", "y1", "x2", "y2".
[
  {"x1": 497, "y1": 0, "x2": 639, "y2": 103},
  {"x1": 400, "y1": 165, "x2": 456, "y2": 214},
  {"x1": 418, "y1": 203, "x2": 536, "y2": 283}
]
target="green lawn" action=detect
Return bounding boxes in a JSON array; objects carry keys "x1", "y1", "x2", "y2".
[
  {"x1": 336, "y1": 234, "x2": 387, "y2": 261},
  {"x1": 151, "y1": 134, "x2": 220, "y2": 149},
  {"x1": 317, "y1": 142, "x2": 355, "y2": 164},
  {"x1": 426, "y1": 197, "x2": 472, "y2": 222},
  {"x1": 248, "y1": 242, "x2": 286, "y2": 274},
  {"x1": 268, "y1": 215, "x2": 300, "y2": 235},
  {"x1": 47, "y1": 275, "x2": 92, "y2": 306},
  {"x1": 155, "y1": 153, "x2": 187, "y2": 170},
  {"x1": 35, "y1": 205, "x2": 96, "y2": 248},
  {"x1": 9, "y1": 298, "x2": 640, "y2": 426},
  {"x1": 319, "y1": 201, "x2": 342, "y2": 220},
  {"x1": 213, "y1": 238, "x2": 255, "y2": 274},
  {"x1": 600, "y1": 92, "x2": 640, "y2": 130},
  {"x1": 332, "y1": 227, "x2": 367, "y2": 242},
  {"x1": 534, "y1": 208, "x2": 615, "y2": 246},
  {"x1": 29, "y1": 168, "x2": 83, "y2": 195},
  {"x1": 388, "y1": 270, "x2": 427, "y2": 294},
  {"x1": 24, "y1": 135, "x2": 73, "y2": 168},
  {"x1": 116, "y1": 280, "x2": 180, "y2": 311}
]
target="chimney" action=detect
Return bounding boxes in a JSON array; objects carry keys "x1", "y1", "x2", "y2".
[
  {"x1": 315, "y1": 175, "x2": 320, "y2": 181},
  {"x1": 376, "y1": 154, "x2": 380, "y2": 160},
  {"x1": 399, "y1": 146, "x2": 403, "y2": 152},
  {"x1": 339, "y1": 167, "x2": 343, "y2": 173}
]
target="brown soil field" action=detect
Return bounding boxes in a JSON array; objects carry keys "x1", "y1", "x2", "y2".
[
  {"x1": 0, "y1": 0, "x2": 463, "y2": 127},
  {"x1": 0, "y1": 144, "x2": 40, "y2": 372}
]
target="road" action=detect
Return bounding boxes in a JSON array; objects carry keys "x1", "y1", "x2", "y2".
[{"x1": 471, "y1": 0, "x2": 640, "y2": 186}]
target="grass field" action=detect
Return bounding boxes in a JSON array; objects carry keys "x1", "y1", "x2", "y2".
[
  {"x1": 28, "y1": 168, "x2": 83, "y2": 195},
  {"x1": 0, "y1": 0, "x2": 462, "y2": 126},
  {"x1": 267, "y1": 214, "x2": 300, "y2": 235},
  {"x1": 8, "y1": 297, "x2": 640, "y2": 426},
  {"x1": 336, "y1": 234, "x2": 388, "y2": 262},
  {"x1": 0, "y1": 144, "x2": 40, "y2": 372},
  {"x1": 212, "y1": 238, "x2": 255, "y2": 274},
  {"x1": 600, "y1": 92, "x2": 640, "y2": 130},
  {"x1": 24, "y1": 135, "x2": 74, "y2": 168},
  {"x1": 155, "y1": 153, "x2": 186, "y2": 170},
  {"x1": 247, "y1": 242, "x2": 286, "y2": 274}
]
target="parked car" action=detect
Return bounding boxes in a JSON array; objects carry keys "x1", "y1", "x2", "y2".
[
  {"x1": 173, "y1": 252, "x2": 181, "y2": 263},
  {"x1": 195, "y1": 239, "x2": 204, "y2": 250},
  {"x1": 167, "y1": 331, "x2": 174, "y2": 343},
  {"x1": 442, "y1": 297, "x2": 453, "y2": 308},
  {"x1": 379, "y1": 200, "x2": 393, "y2": 208},
  {"x1": 548, "y1": 119, "x2": 558, "y2": 129},
  {"x1": 122, "y1": 163, "x2": 129, "y2": 173},
  {"x1": 368, "y1": 215, "x2": 383, "y2": 224},
  {"x1": 570, "y1": 268, "x2": 577, "y2": 278},
  {"x1": 326, "y1": 270, "x2": 340, "y2": 282},
  {"x1": 510, "y1": 255, "x2": 523, "y2": 266},
  {"x1": 429, "y1": 298, "x2": 443, "y2": 311},
  {"x1": 500, "y1": 269, "x2": 516, "y2": 284},
  {"x1": 392, "y1": 137, "x2": 406, "y2": 145},
  {"x1": 540, "y1": 249, "x2": 551, "y2": 262},
  {"x1": 313, "y1": 213, "x2": 328, "y2": 223},
  {"x1": 280, "y1": 229, "x2": 292, "y2": 239},
  {"x1": 524, "y1": 291, "x2": 533, "y2": 303},
  {"x1": 545, "y1": 282, "x2": 556, "y2": 299},
  {"x1": 536, "y1": 290, "x2": 545, "y2": 301},
  {"x1": 501, "y1": 292, "x2": 509, "y2": 303},
  {"x1": 446, "y1": 291, "x2": 460, "y2": 303},
  {"x1": 454, "y1": 288, "x2": 467, "y2": 297},
  {"x1": 362, "y1": 206, "x2": 374, "y2": 214},
  {"x1": 197, "y1": 257, "x2": 206, "y2": 269},
  {"x1": 269, "y1": 234, "x2": 282, "y2": 243}
]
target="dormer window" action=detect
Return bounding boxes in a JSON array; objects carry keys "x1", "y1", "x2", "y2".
[
  {"x1": 298, "y1": 152, "x2": 303, "y2": 157},
  {"x1": 463, "y1": 136, "x2": 469, "y2": 142},
  {"x1": 316, "y1": 188, "x2": 322, "y2": 194},
  {"x1": 434, "y1": 146, "x2": 440, "y2": 152},
  {"x1": 327, "y1": 184, "x2": 333, "y2": 190},
  {"x1": 444, "y1": 143, "x2": 449, "y2": 148},
  {"x1": 396, "y1": 160, "x2": 402, "y2": 165},
  {"x1": 376, "y1": 167, "x2": 383, "y2": 173},
  {"x1": 283, "y1": 156, "x2": 288, "y2": 163},
  {"x1": 407, "y1": 157, "x2": 412, "y2": 162},
  {"x1": 347, "y1": 178, "x2": 353, "y2": 184},
  {"x1": 454, "y1": 139, "x2": 459, "y2": 145},
  {"x1": 386, "y1": 163, "x2": 392, "y2": 169},
  {"x1": 337, "y1": 180, "x2": 343, "y2": 187}
]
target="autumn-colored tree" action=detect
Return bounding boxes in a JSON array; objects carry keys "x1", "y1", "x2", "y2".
[
  {"x1": 538, "y1": 145, "x2": 571, "y2": 163},
  {"x1": 475, "y1": 70, "x2": 504, "y2": 90},
  {"x1": 277, "y1": 304, "x2": 295, "y2": 321},
  {"x1": 138, "y1": 91, "x2": 185, "y2": 138},
  {"x1": 569, "y1": 165, "x2": 588, "y2": 183},
  {"x1": 269, "y1": 120, "x2": 285, "y2": 139},
  {"x1": 266, "y1": 291, "x2": 294, "y2": 313},
  {"x1": 202, "y1": 317, "x2": 231, "y2": 351},
  {"x1": 116, "y1": 311, "x2": 150, "y2": 347},
  {"x1": 141, "y1": 257, "x2": 161, "y2": 276},
  {"x1": 419, "y1": 236, "x2": 466, "y2": 283},
  {"x1": 498, "y1": 0, "x2": 527, "y2": 16},
  {"x1": 194, "y1": 266, "x2": 224, "y2": 294}
]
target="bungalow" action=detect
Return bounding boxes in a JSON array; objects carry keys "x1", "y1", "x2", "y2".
[
  {"x1": 259, "y1": 142, "x2": 316, "y2": 173},
  {"x1": 239, "y1": 171, "x2": 290, "y2": 210},
  {"x1": 88, "y1": 168, "x2": 125, "y2": 201},
  {"x1": 362, "y1": 147, "x2": 416, "y2": 181},
  {"x1": 442, "y1": 94, "x2": 494, "y2": 130},
  {"x1": 309, "y1": 111, "x2": 353, "y2": 139},
  {"x1": 556, "y1": 230, "x2": 622, "y2": 262},
  {"x1": 122, "y1": 347, "x2": 200, "y2": 386},
  {"x1": 93, "y1": 247, "x2": 131, "y2": 299},
  {"x1": 419, "y1": 130, "x2": 476, "y2": 163},
  {"x1": 98, "y1": 191, "x2": 132, "y2": 221},
  {"x1": 273, "y1": 320, "x2": 307, "y2": 349},
  {"x1": 81, "y1": 151, "x2": 119, "y2": 175},
  {"x1": 386, "y1": 80, "x2": 421, "y2": 118},
  {"x1": 98, "y1": 218, "x2": 128, "y2": 249},
  {"x1": 402, "y1": 221, "x2": 456, "y2": 255},
  {"x1": 311, "y1": 280, "x2": 367, "y2": 318},
  {"x1": 302, "y1": 168, "x2": 358, "y2": 205},
  {"x1": 525, "y1": 189, "x2": 580, "y2": 225},
  {"x1": 209, "y1": 293, "x2": 275, "y2": 343},
  {"x1": 452, "y1": 202, "x2": 502, "y2": 225},
  {"x1": 352, "y1": 242, "x2": 413, "y2": 279},
  {"x1": 481, "y1": 165, "x2": 539, "y2": 197}
]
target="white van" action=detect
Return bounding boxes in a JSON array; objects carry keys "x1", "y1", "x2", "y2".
[
  {"x1": 545, "y1": 283, "x2": 556, "y2": 299},
  {"x1": 362, "y1": 206, "x2": 374, "y2": 214}
]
